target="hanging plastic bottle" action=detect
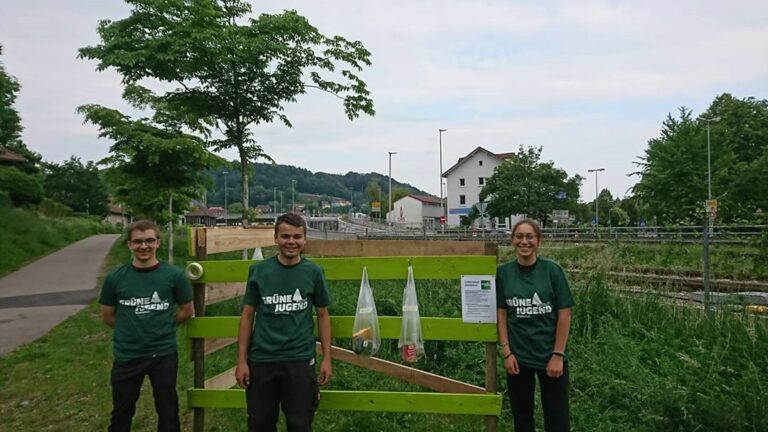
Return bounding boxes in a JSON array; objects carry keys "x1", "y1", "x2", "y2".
[
  {"x1": 352, "y1": 266, "x2": 381, "y2": 356},
  {"x1": 398, "y1": 264, "x2": 425, "y2": 363}
]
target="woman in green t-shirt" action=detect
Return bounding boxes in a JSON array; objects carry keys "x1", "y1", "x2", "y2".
[{"x1": 496, "y1": 219, "x2": 575, "y2": 432}]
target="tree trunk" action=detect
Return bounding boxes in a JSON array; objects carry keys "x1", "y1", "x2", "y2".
[{"x1": 168, "y1": 194, "x2": 174, "y2": 264}]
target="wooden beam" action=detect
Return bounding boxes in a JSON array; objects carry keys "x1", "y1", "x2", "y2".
[
  {"x1": 304, "y1": 240, "x2": 497, "y2": 257},
  {"x1": 204, "y1": 338, "x2": 237, "y2": 355},
  {"x1": 189, "y1": 256, "x2": 497, "y2": 284},
  {"x1": 206, "y1": 283, "x2": 245, "y2": 305},
  {"x1": 205, "y1": 366, "x2": 237, "y2": 389},
  {"x1": 203, "y1": 226, "x2": 275, "y2": 255},
  {"x1": 316, "y1": 343, "x2": 485, "y2": 394},
  {"x1": 188, "y1": 389, "x2": 502, "y2": 415},
  {"x1": 188, "y1": 316, "x2": 497, "y2": 342}
]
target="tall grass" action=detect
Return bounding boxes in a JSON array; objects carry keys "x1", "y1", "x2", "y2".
[{"x1": 0, "y1": 207, "x2": 118, "y2": 277}]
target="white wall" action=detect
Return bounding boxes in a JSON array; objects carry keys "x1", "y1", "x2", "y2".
[{"x1": 445, "y1": 150, "x2": 511, "y2": 228}]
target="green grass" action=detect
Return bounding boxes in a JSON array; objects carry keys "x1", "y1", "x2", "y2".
[
  {"x1": 1, "y1": 237, "x2": 766, "y2": 431},
  {"x1": 0, "y1": 207, "x2": 118, "y2": 278}
]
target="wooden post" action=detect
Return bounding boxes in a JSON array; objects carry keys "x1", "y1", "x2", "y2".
[
  {"x1": 484, "y1": 342, "x2": 498, "y2": 432},
  {"x1": 192, "y1": 228, "x2": 207, "y2": 432}
]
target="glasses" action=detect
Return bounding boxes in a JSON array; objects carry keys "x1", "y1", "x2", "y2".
[
  {"x1": 129, "y1": 238, "x2": 157, "y2": 246},
  {"x1": 513, "y1": 233, "x2": 537, "y2": 241}
]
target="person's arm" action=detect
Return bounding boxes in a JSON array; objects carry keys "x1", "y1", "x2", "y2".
[
  {"x1": 175, "y1": 302, "x2": 194, "y2": 325},
  {"x1": 100, "y1": 305, "x2": 116, "y2": 328},
  {"x1": 235, "y1": 304, "x2": 255, "y2": 388},
  {"x1": 316, "y1": 306, "x2": 333, "y2": 385},
  {"x1": 497, "y1": 308, "x2": 519, "y2": 375},
  {"x1": 546, "y1": 307, "x2": 571, "y2": 378}
]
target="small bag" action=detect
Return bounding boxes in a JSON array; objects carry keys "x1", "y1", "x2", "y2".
[
  {"x1": 398, "y1": 264, "x2": 425, "y2": 363},
  {"x1": 352, "y1": 267, "x2": 381, "y2": 356}
]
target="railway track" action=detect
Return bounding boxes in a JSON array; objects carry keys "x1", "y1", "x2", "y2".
[{"x1": 568, "y1": 268, "x2": 768, "y2": 292}]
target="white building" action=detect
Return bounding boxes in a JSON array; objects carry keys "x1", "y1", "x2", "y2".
[
  {"x1": 442, "y1": 146, "x2": 515, "y2": 228},
  {"x1": 387, "y1": 194, "x2": 443, "y2": 229}
]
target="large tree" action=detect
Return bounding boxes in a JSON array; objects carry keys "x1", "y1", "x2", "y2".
[
  {"x1": 43, "y1": 156, "x2": 109, "y2": 216},
  {"x1": 632, "y1": 95, "x2": 768, "y2": 224},
  {"x1": 0, "y1": 44, "x2": 41, "y2": 172},
  {"x1": 480, "y1": 145, "x2": 582, "y2": 226},
  {"x1": 79, "y1": 1, "x2": 375, "y2": 222}
]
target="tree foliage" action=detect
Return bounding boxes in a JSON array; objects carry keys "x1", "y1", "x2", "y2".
[
  {"x1": 79, "y1": 1, "x2": 375, "y2": 222},
  {"x1": 0, "y1": 167, "x2": 43, "y2": 206},
  {"x1": 0, "y1": 44, "x2": 41, "y2": 172},
  {"x1": 480, "y1": 145, "x2": 582, "y2": 226},
  {"x1": 78, "y1": 104, "x2": 217, "y2": 221},
  {"x1": 633, "y1": 94, "x2": 768, "y2": 224},
  {"x1": 43, "y1": 157, "x2": 109, "y2": 216}
]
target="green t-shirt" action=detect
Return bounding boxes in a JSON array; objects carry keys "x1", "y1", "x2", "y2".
[
  {"x1": 99, "y1": 262, "x2": 193, "y2": 363},
  {"x1": 495, "y1": 257, "x2": 575, "y2": 369},
  {"x1": 243, "y1": 256, "x2": 331, "y2": 363}
]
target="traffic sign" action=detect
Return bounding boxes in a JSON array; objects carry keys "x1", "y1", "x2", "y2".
[
  {"x1": 440, "y1": 216, "x2": 446, "y2": 224},
  {"x1": 706, "y1": 199, "x2": 718, "y2": 220}
]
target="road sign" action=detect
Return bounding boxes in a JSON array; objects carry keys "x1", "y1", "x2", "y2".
[
  {"x1": 371, "y1": 201, "x2": 381, "y2": 212},
  {"x1": 552, "y1": 210, "x2": 569, "y2": 220},
  {"x1": 706, "y1": 199, "x2": 718, "y2": 220},
  {"x1": 476, "y1": 202, "x2": 488, "y2": 215},
  {"x1": 440, "y1": 216, "x2": 446, "y2": 224}
]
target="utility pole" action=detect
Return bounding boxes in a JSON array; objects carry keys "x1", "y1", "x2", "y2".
[
  {"x1": 388, "y1": 151, "x2": 397, "y2": 230},
  {"x1": 588, "y1": 168, "x2": 605, "y2": 228},
  {"x1": 439, "y1": 128, "x2": 447, "y2": 234}
]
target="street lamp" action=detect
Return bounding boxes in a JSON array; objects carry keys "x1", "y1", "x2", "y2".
[
  {"x1": 291, "y1": 179, "x2": 297, "y2": 212},
  {"x1": 588, "y1": 168, "x2": 605, "y2": 227},
  {"x1": 222, "y1": 170, "x2": 228, "y2": 213},
  {"x1": 388, "y1": 151, "x2": 397, "y2": 229},
  {"x1": 273, "y1": 187, "x2": 277, "y2": 222},
  {"x1": 439, "y1": 128, "x2": 447, "y2": 233},
  {"x1": 698, "y1": 116, "x2": 720, "y2": 202}
]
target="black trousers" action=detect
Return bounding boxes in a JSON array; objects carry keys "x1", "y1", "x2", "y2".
[
  {"x1": 108, "y1": 353, "x2": 180, "y2": 432},
  {"x1": 506, "y1": 362, "x2": 570, "y2": 432},
  {"x1": 245, "y1": 360, "x2": 319, "y2": 432}
]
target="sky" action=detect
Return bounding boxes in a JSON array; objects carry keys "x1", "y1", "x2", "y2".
[{"x1": 1, "y1": 0, "x2": 766, "y2": 202}]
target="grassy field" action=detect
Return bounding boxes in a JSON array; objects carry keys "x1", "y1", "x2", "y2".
[
  {"x1": 0, "y1": 207, "x2": 118, "y2": 278},
  {"x1": 1, "y1": 233, "x2": 766, "y2": 431}
]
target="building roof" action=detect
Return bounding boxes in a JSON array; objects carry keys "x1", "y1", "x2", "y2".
[
  {"x1": 442, "y1": 146, "x2": 514, "y2": 177},
  {"x1": 0, "y1": 146, "x2": 27, "y2": 163},
  {"x1": 408, "y1": 194, "x2": 443, "y2": 205},
  {"x1": 185, "y1": 207, "x2": 219, "y2": 218},
  {"x1": 107, "y1": 204, "x2": 128, "y2": 215}
]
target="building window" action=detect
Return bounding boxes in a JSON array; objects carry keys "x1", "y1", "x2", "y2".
[
  {"x1": 459, "y1": 195, "x2": 466, "y2": 205},
  {"x1": 459, "y1": 178, "x2": 465, "y2": 187},
  {"x1": 479, "y1": 160, "x2": 483, "y2": 166},
  {"x1": 478, "y1": 177, "x2": 484, "y2": 185}
]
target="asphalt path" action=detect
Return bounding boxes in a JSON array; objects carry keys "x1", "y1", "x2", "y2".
[{"x1": 0, "y1": 234, "x2": 120, "y2": 355}]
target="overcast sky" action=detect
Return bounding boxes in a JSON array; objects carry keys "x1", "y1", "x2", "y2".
[{"x1": 1, "y1": 0, "x2": 766, "y2": 201}]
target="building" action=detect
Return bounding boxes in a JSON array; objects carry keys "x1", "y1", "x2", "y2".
[
  {"x1": 386, "y1": 194, "x2": 443, "y2": 229},
  {"x1": 442, "y1": 146, "x2": 515, "y2": 228},
  {"x1": 103, "y1": 204, "x2": 131, "y2": 226},
  {"x1": 184, "y1": 207, "x2": 219, "y2": 226}
]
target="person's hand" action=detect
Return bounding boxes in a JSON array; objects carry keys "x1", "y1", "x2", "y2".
[
  {"x1": 235, "y1": 362, "x2": 250, "y2": 388},
  {"x1": 319, "y1": 357, "x2": 333, "y2": 385},
  {"x1": 546, "y1": 355, "x2": 564, "y2": 378},
  {"x1": 504, "y1": 353, "x2": 520, "y2": 375}
]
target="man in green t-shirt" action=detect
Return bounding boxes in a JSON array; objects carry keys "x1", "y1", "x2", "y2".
[
  {"x1": 235, "y1": 213, "x2": 332, "y2": 432},
  {"x1": 99, "y1": 220, "x2": 194, "y2": 432}
]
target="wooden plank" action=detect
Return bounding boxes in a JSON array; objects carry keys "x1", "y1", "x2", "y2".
[
  {"x1": 304, "y1": 240, "x2": 497, "y2": 257},
  {"x1": 204, "y1": 338, "x2": 237, "y2": 355},
  {"x1": 484, "y1": 342, "x2": 499, "y2": 432},
  {"x1": 190, "y1": 256, "x2": 497, "y2": 284},
  {"x1": 317, "y1": 343, "x2": 485, "y2": 394},
  {"x1": 206, "y1": 283, "x2": 245, "y2": 305},
  {"x1": 205, "y1": 366, "x2": 237, "y2": 389},
  {"x1": 188, "y1": 389, "x2": 502, "y2": 415},
  {"x1": 205, "y1": 226, "x2": 275, "y2": 254},
  {"x1": 188, "y1": 316, "x2": 497, "y2": 342}
]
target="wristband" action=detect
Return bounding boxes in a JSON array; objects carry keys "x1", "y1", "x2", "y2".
[
  {"x1": 503, "y1": 352, "x2": 513, "y2": 360},
  {"x1": 551, "y1": 351, "x2": 564, "y2": 358}
]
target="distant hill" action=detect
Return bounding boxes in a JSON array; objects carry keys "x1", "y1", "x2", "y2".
[{"x1": 206, "y1": 161, "x2": 429, "y2": 211}]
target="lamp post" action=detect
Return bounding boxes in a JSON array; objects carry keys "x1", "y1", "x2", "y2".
[
  {"x1": 588, "y1": 168, "x2": 605, "y2": 227},
  {"x1": 388, "y1": 151, "x2": 397, "y2": 230},
  {"x1": 291, "y1": 179, "x2": 297, "y2": 212},
  {"x1": 439, "y1": 128, "x2": 447, "y2": 233},
  {"x1": 222, "y1": 170, "x2": 228, "y2": 214},
  {"x1": 273, "y1": 187, "x2": 277, "y2": 223}
]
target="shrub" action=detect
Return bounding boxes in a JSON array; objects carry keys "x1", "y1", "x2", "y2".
[
  {"x1": 36, "y1": 198, "x2": 73, "y2": 217},
  {"x1": 0, "y1": 167, "x2": 44, "y2": 206},
  {"x1": 0, "y1": 190, "x2": 10, "y2": 207}
]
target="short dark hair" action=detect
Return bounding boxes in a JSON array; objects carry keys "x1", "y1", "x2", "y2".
[
  {"x1": 511, "y1": 218, "x2": 542, "y2": 240},
  {"x1": 274, "y1": 213, "x2": 307, "y2": 236},
  {"x1": 126, "y1": 220, "x2": 160, "y2": 241}
]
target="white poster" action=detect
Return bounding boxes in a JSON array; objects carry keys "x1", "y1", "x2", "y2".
[{"x1": 460, "y1": 275, "x2": 497, "y2": 323}]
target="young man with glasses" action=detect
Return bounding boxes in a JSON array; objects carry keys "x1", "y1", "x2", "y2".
[{"x1": 99, "y1": 220, "x2": 194, "y2": 432}]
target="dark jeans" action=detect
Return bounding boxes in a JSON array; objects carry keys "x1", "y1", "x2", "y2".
[
  {"x1": 108, "y1": 353, "x2": 180, "y2": 432},
  {"x1": 245, "y1": 360, "x2": 319, "y2": 432},
  {"x1": 507, "y1": 362, "x2": 570, "y2": 432}
]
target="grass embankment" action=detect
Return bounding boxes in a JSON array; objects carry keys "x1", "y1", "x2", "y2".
[
  {"x1": 0, "y1": 207, "x2": 118, "y2": 278},
  {"x1": 1, "y1": 235, "x2": 766, "y2": 431}
]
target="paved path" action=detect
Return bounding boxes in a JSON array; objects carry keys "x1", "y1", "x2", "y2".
[{"x1": 0, "y1": 234, "x2": 120, "y2": 355}]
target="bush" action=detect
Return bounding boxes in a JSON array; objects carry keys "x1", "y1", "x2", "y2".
[
  {"x1": 0, "y1": 167, "x2": 44, "y2": 206},
  {"x1": 36, "y1": 198, "x2": 72, "y2": 217},
  {"x1": 0, "y1": 190, "x2": 11, "y2": 207}
]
